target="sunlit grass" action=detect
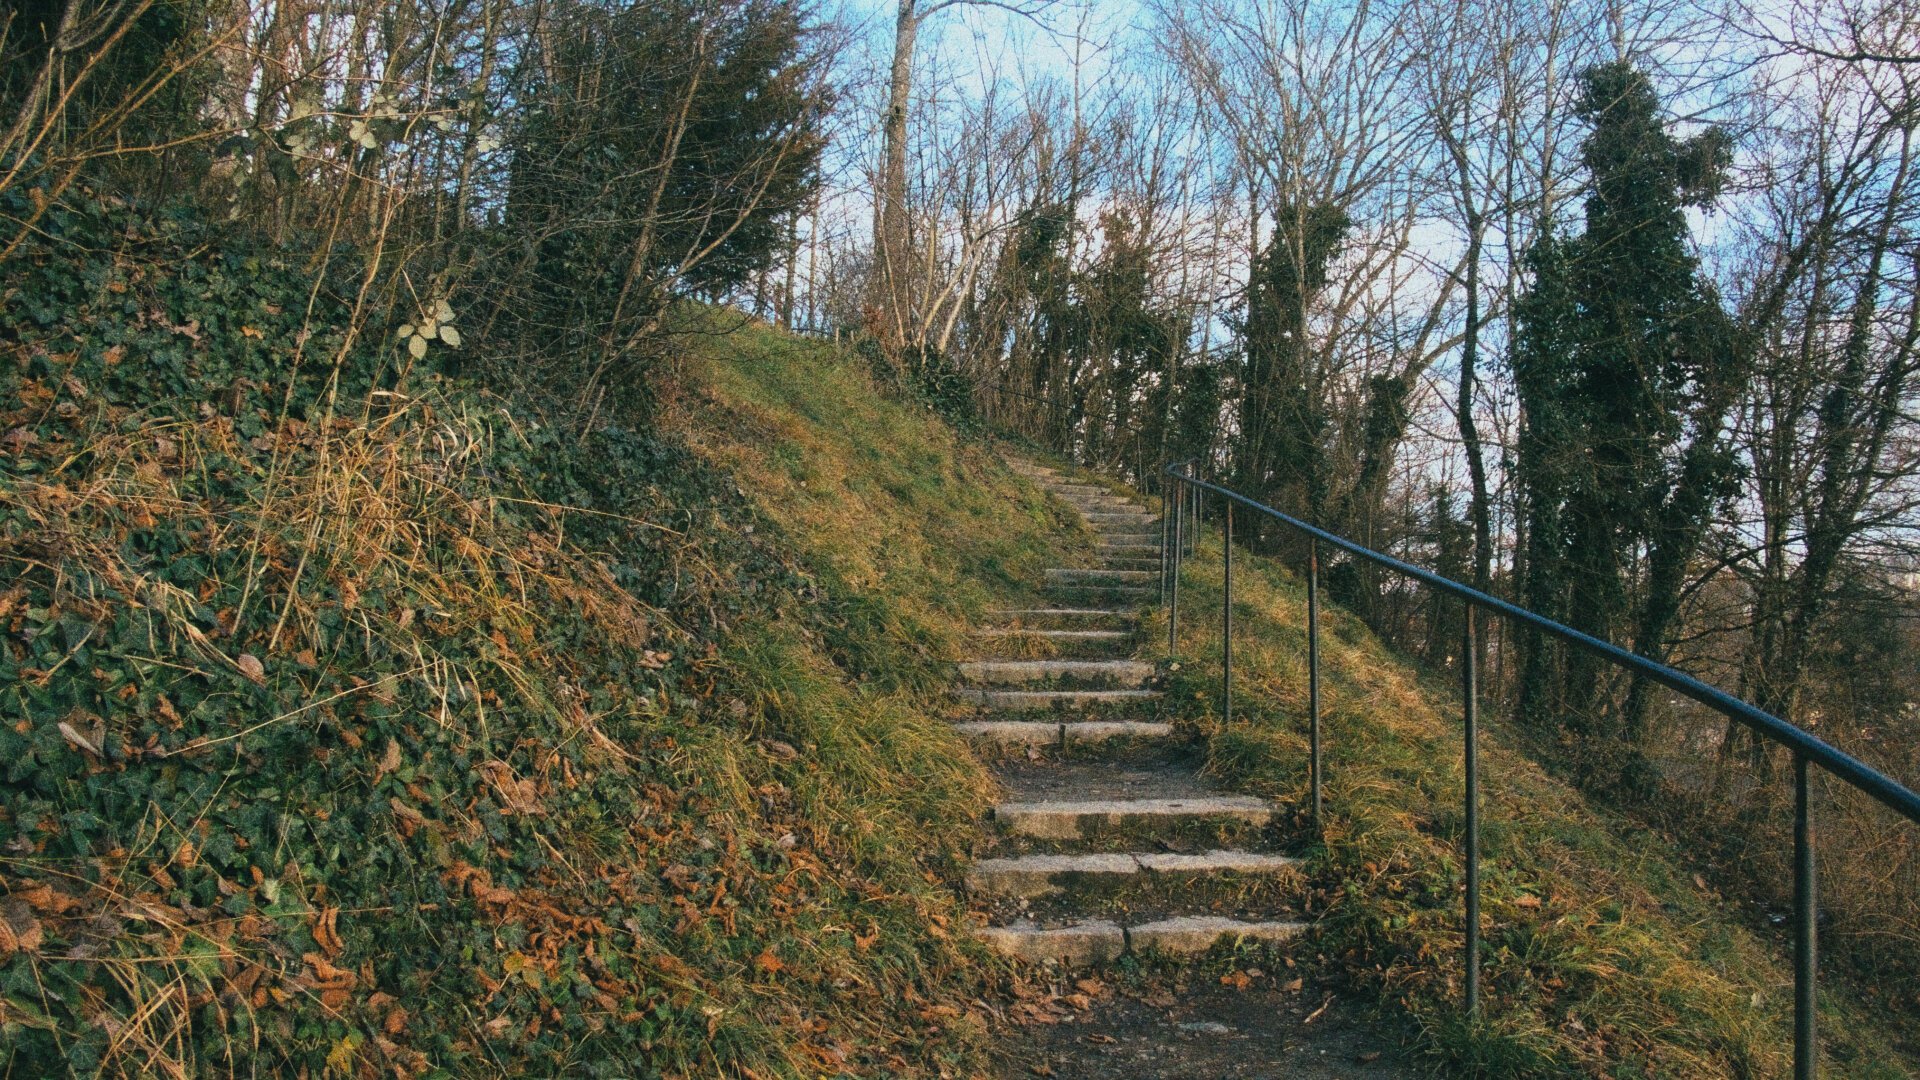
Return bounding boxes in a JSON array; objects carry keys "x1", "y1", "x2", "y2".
[{"x1": 1152, "y1": 530, "x2": 1918, "y2": 1077}]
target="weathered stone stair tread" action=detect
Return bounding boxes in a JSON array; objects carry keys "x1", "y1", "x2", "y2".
[
  {"x1": 1045, "y1": 567, "x2": 1155, "y2": 582},
  {"x1": 990, "y1": 607, "x2": 1137, "y2": 619},
  {"x1": 1064, "y1": 720, "x2": 1175, "y2": 743},
  {"x1": 973, "y1": 628, "x2": 1132, "y2": 642},
  {"x1": 953, "y1": 720, "x2": 1176, "y2": 746},
  {"x1": 954, "y1": 721, "x2": 1067, "y2": 745},
  {"x1": 1126, "y1": 916, "x2": 1310, "y2": 953},
  {"x1": 972, "y1": 916, "x2": 1307, "y2": 964},
  {"x1": 994, "y1": 796, "x2": 1274, "y2": 839},
  {"x1": 956, "y1": 688, "x2": 1162, "y2": 709},
  {"x1": 995, "y1": 756, "x2": 1223, "y2": 801},
  {"x1": 974, "y1": 919, "x2": 1127, "y2": 964},
  {"x1": 958, "y1": 659, "x2": 1155, "y2": 685},
  {"x1": 968, "y1": 850, "x2": 1303, "y2": 896}
]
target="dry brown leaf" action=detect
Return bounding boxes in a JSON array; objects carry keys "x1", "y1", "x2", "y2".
[
  {"x1": 0, "y1": 905, "x2": 43, "y2": 956},
  {"x1": 236, "y1": 653, "x2": 266, "y2": 684},
  {"x1": 15, "y1": 884, "x2": 79, "y2": 915},
  {"x1": 313, "y1": 906, "x2": 344, "y2": 956}
]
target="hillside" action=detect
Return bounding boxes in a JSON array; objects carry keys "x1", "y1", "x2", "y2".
[
  {"x1": 4, "y1": 204, "x2": 1915, "y2": 1077},
  {"x1": 0, "y1": 203, "x2": 1058, "y2": 1076}
]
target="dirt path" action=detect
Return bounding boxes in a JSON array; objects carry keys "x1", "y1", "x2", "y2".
[{"x1": 993, "y1": 976, "x2": 1422, "y2": 1079}]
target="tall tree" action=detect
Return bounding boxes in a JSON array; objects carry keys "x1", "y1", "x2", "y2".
[
  {"x1": 1512, "y1": 61, "x2": 1740, "y2": 778},
  {"x1": 1234, "y1": 201, "x2": 1349, "y2": 536},
  {"x1": 870, "y1": 0, "x2": 1053, "y2": 359}
]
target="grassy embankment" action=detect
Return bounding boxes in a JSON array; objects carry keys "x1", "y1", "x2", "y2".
[
  {"x1": 1131, "y1": 519, "x2": 1920, "y2": 1077},
  {"x1": 0, "y1": 195, "x2": 1067, "y2": 1078}
]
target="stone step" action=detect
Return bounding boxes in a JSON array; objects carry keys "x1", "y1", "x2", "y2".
[
  {"x1": 989, "y1": 608, "x2": 1137, "y2": 631},
  {"x1": 956, "y1": 688, "x2": 1162, "y2": 710},
  {"x1": 975, "y1": 628, "x2": 1132, "y2": 643},
  {"x1": 958, "y1": 659, "x2": 1155, "y2": 688},
  {"x1": 952, "y1": 720, "x2": 1176, "y2": 747},
  {"x1": 970, "y1": 628, "x2": 1138, "y2": 659},
  {"x1": 1041, "y1": 585, "x2": 1156, "y2": 605},
  {"x1": 976, "y1": 919, "x2": 1127, "y2": 965},
  {"x1": 975, "y1": 916, "x2": 1309, "y2": 965},
  {"x1": 1082, "y1": 512, "x2": 1159, "y2": 526},
  {"x1": 967, "y1": 850, "x2": 1304, "y2": 898},
  {"x1": 1097, "y1": 541, "x2": 1162, "y2": 554},
  {"x1": 1052, "y1": 576, "x2": 1152, "y2": 591},
  {"x1": 1044, "y1": 568, "x2": 1156, "y2": 585},
  {"x1": 1046, "y1": 483, "x2": 1110, "y2": 497},
  {"x1": 1094, "y1": 534, "x2": 1162, "y2": 546},
  {"x1": 993, "y1": 795, "x2": 1275, "y2": 840}
]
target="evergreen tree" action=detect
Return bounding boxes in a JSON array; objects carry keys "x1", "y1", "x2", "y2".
[
  {"x1": 1234, "y1": 201, "x2": 1350, "y2": 536},
  {"x1": 1512, "y1": 62, "x2": 1740, "y2": 778}
]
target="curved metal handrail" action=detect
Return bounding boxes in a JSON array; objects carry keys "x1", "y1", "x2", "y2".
[{"x1": 1159, "y1": 460, "x2": 1920, "y2": 1080}]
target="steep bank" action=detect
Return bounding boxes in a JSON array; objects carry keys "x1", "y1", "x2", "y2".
[{"x1": 0, "y1": 202, "x2": 1051, "y2": 1076}]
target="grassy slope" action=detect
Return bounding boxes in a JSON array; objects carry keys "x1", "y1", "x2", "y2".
[
  {"x1": 1140, "y1": 527, "x2": 1919, "y2": 1078},
  {"x1": 0, "y1": 203, "x2": 1053, "y2": 1078}
]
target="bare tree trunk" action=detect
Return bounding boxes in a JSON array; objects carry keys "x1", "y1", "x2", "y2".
[{"x1": 873, "y1": 0, "x2": 921, "y2": 356}]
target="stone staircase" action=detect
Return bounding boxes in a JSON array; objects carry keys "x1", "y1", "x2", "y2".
[{"x1": 956, "y1": 458, "x2": 1310, "y2": 966}]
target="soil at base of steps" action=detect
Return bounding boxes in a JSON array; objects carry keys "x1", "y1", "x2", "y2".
[{"x1": 991, "y1": 977, "x2": 1423, "y2": 1079}]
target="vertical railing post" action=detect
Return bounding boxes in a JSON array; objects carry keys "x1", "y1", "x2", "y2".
[
  {"x1": 1160, "y1": 481, "x2": 1171, "y2": 608},
  {"x1": 1168, "y1": 477, "x2": 1182, "y2": 655},
  {"x1": 1186, "y1": 470, "x2": 1196, "y2": 561},
  {"x1": 1464, "y1": 608, "x2": 1481, "y2": 1019},
  {"x1": 1795, "y1": 753, "x2": 1817, "y2": 1080},
  {"x1": 1222, "y1": 503, "x2": 1233, "y2": 727},
  {"x1": 1308, "y1": 539, "x2": 1322, "y2": 833}
]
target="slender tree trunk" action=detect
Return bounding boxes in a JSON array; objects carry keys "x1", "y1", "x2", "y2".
[
  {"x1": 1458, "y1": 208, "x2": 1492, "y2": 607},
  {"x1": 873, "y1": 0, "x2": 920, "y2": 355}
]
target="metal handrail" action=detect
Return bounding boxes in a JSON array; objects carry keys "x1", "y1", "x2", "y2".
[{"x1": 1159, "y1": 461, "x2": 1920, "y2": 1080}]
